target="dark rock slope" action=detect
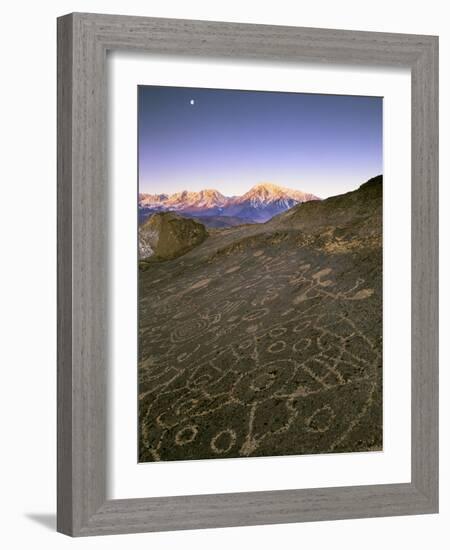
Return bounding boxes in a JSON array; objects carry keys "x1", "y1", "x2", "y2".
[{"x1": 138, "y1": 176, "x2": 383, "y2": 462}]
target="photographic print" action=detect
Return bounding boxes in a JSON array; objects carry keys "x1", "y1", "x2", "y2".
[{"x1": 138, "y1": 86, "x2": 382, "y2": 462}]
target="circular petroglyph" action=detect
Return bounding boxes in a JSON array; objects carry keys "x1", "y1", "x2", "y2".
[
  {"x1": 293, "y1": 320, "x2": 313, "y2": 334},
  {"x1": 171, "y1": 318, "x2": 208, "y2": 343},
  {"x1": 211, "y1": 429, "x2": 237, "y2": 454},
  {"x1": 292, "y1": 337, "x2": 312, "y2": 353},
  {"x1": 267, "y1": 340, "x2": 287, "y2": 354},
  {"x1": 269, "y1": 327, "x2": 287, "y2": 338},
  {"x1": 189, "y1": 364, "x2": 219, "y2": 388},
  {"x1": 156, "y1": 411, "x2": 179, "y2": 429},
  {"x1": 233, "y1": 359, "x2": 297, "y2": 403},
  {"x1": 175, "y1": 425, "x2": 198, "y2": 446},
  {"x1": 305, "y1": 405, "x2": 335, "y2": 433}
]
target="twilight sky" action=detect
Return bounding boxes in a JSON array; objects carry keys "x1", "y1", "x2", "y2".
[{"x1": 138, "y1": 86, "x2": 382, "y2": 199}]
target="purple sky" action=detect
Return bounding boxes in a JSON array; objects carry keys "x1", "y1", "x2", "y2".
[{"x1": 138, "y1": 86, "x2": 382, "y2": 199}]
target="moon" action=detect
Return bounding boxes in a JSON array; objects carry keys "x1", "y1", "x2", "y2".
[{"x1": 190, "y1": 99, "x2": 195, "y2": 105}]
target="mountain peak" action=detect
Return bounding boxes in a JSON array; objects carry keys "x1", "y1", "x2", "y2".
[
  {"x1": 250, "y1": 182, "x2": 283, "y2": 192},
  {"x1": 200, "y1": 188, "x2": 224, "y2": 196},
  {"x1": 239, "y1": 182, "x2": 320, "y2": 204}
]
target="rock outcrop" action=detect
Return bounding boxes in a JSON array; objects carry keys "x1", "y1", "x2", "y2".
[{"x1": 139, "y1": 211, "x2": 208, "y2": 260}]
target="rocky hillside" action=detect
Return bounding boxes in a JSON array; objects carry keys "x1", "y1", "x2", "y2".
[
  {"x1": 269, "y1": 175, "x2": 382, "y2": 250},
  {"x1": 272, "y1": 175, "x2": 381, "y2": 229},
  {"x1": 191, "y1": 215, "x2": 253, "y2": 229},
  {"x1": 138, "y1": 176, "x2": 383, "y2": 462}
]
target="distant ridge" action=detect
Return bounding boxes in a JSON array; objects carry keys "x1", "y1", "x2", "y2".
[{"x1": 139, "y1": 183, "x2": 320, "y2": 224}]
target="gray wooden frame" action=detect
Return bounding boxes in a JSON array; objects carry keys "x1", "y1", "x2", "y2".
[{"x1": 57, "y1": 12, "x2": 439, "y2": 537}]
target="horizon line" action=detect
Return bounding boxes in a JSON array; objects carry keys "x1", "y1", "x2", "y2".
[{"x1": 138, "y1": 175, "x2": 382, "y2": 200}]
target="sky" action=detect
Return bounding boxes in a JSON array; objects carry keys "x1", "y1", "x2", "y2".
[{"x1": 138, "y1": 86, "x2": 382, "y2": 199}]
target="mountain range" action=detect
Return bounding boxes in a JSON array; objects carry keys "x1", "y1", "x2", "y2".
[{"x1": 139, "y1": 183, "x2": 320, "y2": 225}]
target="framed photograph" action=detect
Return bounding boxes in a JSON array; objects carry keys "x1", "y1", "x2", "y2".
[{"x1": 57, "y1": 13, "x2": 438, "y2": 536}]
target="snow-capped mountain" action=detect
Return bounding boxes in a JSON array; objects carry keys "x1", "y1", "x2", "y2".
[
  {"x1": 237, "y1": 183, "x2": 318, "y2": 206},
  {"x1": 164, "y1": 189, "x2": 228, "y2": 210},
  {"x1": 225, "y1": 183, "x2": 320, "y2": 222},
  {"x1": 139, "y1": 183, "x2": 320, "y2": 224},
  {"x1": 139, "y1": 193, "x2": 169, "y2": 210}
]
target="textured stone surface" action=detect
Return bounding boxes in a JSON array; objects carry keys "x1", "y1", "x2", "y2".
[{"x1": 138, "y1": 177, "x2": 382, "y2": 461}]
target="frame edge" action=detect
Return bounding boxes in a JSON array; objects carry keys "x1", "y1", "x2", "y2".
[
  {"x1": 57, "y1": 12, "x2": 439, "y2": 536},
  {"x1": 410, "y1": 35, "x2": 439, "y2": 511},
  {"x1": 57, "y1": 12, "x2": 74, "y2": 536}
]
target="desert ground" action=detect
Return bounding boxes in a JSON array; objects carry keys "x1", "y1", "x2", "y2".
[{"x1": 138, "y1": 176, "x2": 382, "y2": 461}]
